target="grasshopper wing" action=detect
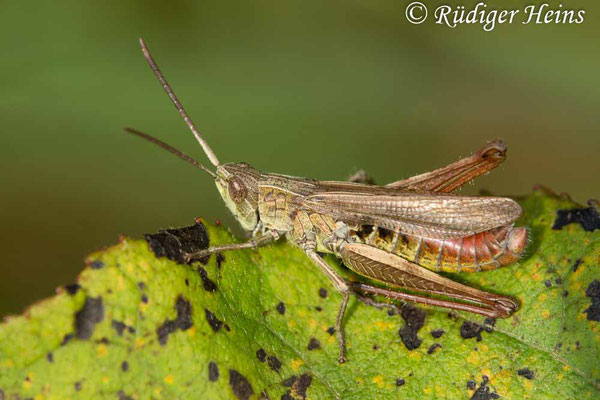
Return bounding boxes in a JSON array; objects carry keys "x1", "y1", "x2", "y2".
[{"x1": 303, "y1": 184, "x2": 522, "y2": 239}]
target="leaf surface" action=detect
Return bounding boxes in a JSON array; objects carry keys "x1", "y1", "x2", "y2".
[{"x1": 1, "y1": 190, "x2": 599, "y2": 399}]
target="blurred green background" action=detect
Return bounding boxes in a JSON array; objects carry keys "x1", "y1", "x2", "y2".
[{"x1": 1, "y1": 0, "x2": 598, "y2": 316}]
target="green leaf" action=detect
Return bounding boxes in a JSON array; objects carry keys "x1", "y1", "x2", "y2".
[{"x1": 1, "y1": 190, "x2": 599, "y2": 400}]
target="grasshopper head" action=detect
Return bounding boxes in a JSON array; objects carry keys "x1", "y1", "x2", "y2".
[{"x1": 215, "y1": 163, "x2": 261, "y2": 231}]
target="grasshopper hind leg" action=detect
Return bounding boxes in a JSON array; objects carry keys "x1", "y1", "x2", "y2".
[{"x1": 304, "y1": 249, "x2": 351, "y2": 363}]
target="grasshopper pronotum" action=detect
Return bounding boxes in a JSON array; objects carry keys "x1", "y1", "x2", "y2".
[{"x1": 126, "y1": 39, "x2": 527, "y2": 363}]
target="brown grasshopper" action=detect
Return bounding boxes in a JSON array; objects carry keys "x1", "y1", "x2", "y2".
[{"x1": 126, "y1": 39, "x2": 527, "y2": 363}]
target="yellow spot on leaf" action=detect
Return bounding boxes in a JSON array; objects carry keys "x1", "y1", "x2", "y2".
[
  {"x1": 164, "y1": 374, "x2": 174, "y2": 385},
  {"x1": 309, "y1": 319, "x2": 318, "y2": 329},
  {"x1": 407, "y1": 351, "x2": 422, "y2": 360},
  {"x1": 188, "y1": 326, "x2": 196, "y2": 337},
  {"x1": 467, "y1": 350, "x2": 480, "y2": 364},
  {"x1": 531, "y1": 273, "x2": 541, "y2": 281},
  {"x1": 136, "y1": 338, "x2": 145, "y2": 348},
  {"x1": 298, "y1": 310, "x2": 307, "y2": 318},
  {"x1": 563, "y1": 365, "x2": 571, "y2": 372},
  {"x1": 557, "y1": 373, "x2": 563, "y2": 381},
  {"x1": 371, "y1": 375, "x2": 384, "y2": 388},
  {"x1": 424, "y1": 387, "x2": 432, "y2": 394},
  {"x1": 523, "y1": 379, "x2": 533, "y2": 391},
  {"x1": 22, "y1": 381, "x2": 31, "y2": 389},
  {"x1": 480, "y1": 344, "x2": 489, "y2": 352},
  {"x1": 288, "y1": 321, "x2": 296, "y2": 328},
  {"x1": 541, "y1": 310, "x2": 551, "y2": 319},
  {"x1": 35, "y1": 395, "x2": 44, "y2": 400},
  {"x1": 538, "y1": 293, "x2": 547, "y2": 302},
  {"x1": 356, "y1": 377, "x2": 363, "y2": 384},
  {"x1": 102, "y1": 376, "x2": 109, "y2": 384},
  {"x1": 97, "y1": 344, "x2": 108, "y2": 357},
  {"x1": 373, "y1": 320, "x2": 395, "y2": 331},
  {"x1": 290, "y1": 359, "x2": 304, "y2": 371},
  {"x1": 155, "y1": 387, "x2": 162, "y2": 397}
]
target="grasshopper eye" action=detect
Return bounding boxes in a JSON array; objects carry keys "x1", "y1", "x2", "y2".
[{"x1": 228, "y1": 177, "x2": 247, "y2": 203}]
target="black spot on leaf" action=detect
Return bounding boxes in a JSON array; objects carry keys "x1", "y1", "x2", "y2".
[
  {"x1": 137, "y1": 281, "x2": 146, "y2": 290},
  {"x1": 276, "y1": 302, "x2": 286, "y2": 315},
  {"x1": 282, "y1": 375, "x2": 297, "y2": 387},
  {"x1": 208, "y1": 361, "x2": 219, "y2": 382},
  {"x1": 64, "y1": 283, "x2": 81, "y2": 295},
  {"x1": 307, "y1": 338, "x2": 320, "y2": 350},
  {"x1": 326, "y1": 327, "x2": 335, "y2": 336},
  {"x1": 256, "y1": 348, "x2": 266, "y2": 362},
  {"x1": 585, "y1": 280, "x2": 600, "y2": 322},
  {"x1": 61, "y1": 333, "x2": 74, "y2": 346},
  {"x1": 121, "y1": 361, "x2": 129, "y2": 372},
  {"x1": 281, "y1": 374, "x2": 312, "y2": 399},
  {"x1": 74, "y1": 381, "x2": 82, "y2": 391},
  {"x1": 553, "y1": 205, "x2": 600, "y2": 232},
  {"x1": 157, "y1": 321, "x2": 177, "y2": 346},
  {"x1": 517, "y1": 368, "x2": 535, "y2": 380},
  {"x1": 216, "y1": 252, "x2": 225, "y2": 268},
  {"x1": 197, "y1": 266, "x2": 217, "y2": 292},
  {"x1": 431, "y1": 329, "x2": 445, "y2": 338},
  {"x1": 141, "y1": 294, "x2": 148, "y2": 304},
  {"x1": 112, "y1": 320, "x2": 126, "y2": 336},
  {"x1": 398, "y1": 305, "x2": 426, "y2": 350},
  {"x1": 75, "y1": 297, "x2": 104, "y2": 339},
  {"x1": 467, "y1": 380, "x2": 477, "y2": 390},
  {"x1": 89, "y1": 260, "x2": 105, "y2": 269},
  {"x1": 118, "y1": 390, "x2": 134, "y2": 400},
  {"x1": 205, "y1": 308, "x2": 223, "y2": 332},
  {"x1": 482, "y1": 318, "x2": 496, "y2": 333},
  {"x1": 157, "y1": 296, "x2": 194, "y2": 345},
  {"x1": 145, "y1": 223, "x2": 210, "y2": 265},
  {"x1": 318, "y1": 288, "x2": 328, "y2": 298},
  {"x1": 470, "y1": 376, "x2": 498, "y2": 400},
  {"x1": 544, "y1": 279, "x2": 552, "y2": 288},
  {"x1": 460, "y1": 321, "x2": 484, "y2": 341},
  {"x1": 427, "y1": 343, "x2": 441, "y2": 354},
  {"x1": 175, "y1": 296, "x2": 193, "y2": 330},
  {"x1": 229, "y1": 369, "x2": 254, "y2": 400},
  {"x1": 573, "y1": 259, "x2": 582, "y2": 272},
  {"x1": 46, "y1": 352, "x2": 53, "y2": 363},
  {"x1": 267, "y1": 355, "x2": 282, "y2": 372},
  {"x1": 396, "y1": 378, "x2": 405, "y2": 386}
]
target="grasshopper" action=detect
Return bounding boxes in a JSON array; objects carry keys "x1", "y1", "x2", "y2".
[{"x1": 126, "y1": 39, "x2": 527, "y2": 363}]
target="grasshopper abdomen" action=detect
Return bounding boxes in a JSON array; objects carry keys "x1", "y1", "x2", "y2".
[{"x1": 349, "y1": 224, "x2": 527, "y2": 272}]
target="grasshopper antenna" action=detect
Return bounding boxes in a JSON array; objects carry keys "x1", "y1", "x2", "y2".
[
  {"x1": 138, "y1": 38, "x2": 221, "y2": 167},
  {"x1": 124, "y1": 127, "x2": 217, "y2": 179}
]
